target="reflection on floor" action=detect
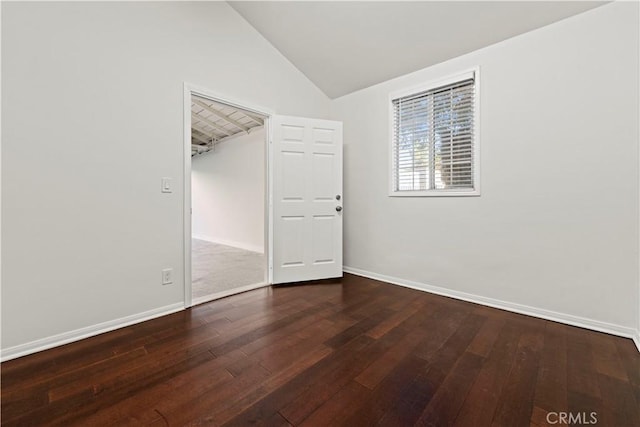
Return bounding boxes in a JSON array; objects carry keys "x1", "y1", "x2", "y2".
[{"x1": 192, "y1": 239, "x2": 265, "y2": 300}]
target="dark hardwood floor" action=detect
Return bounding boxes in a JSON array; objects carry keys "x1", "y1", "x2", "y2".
[{"x1": 2, "y1": 274, "x2": 639, "y2": 426}]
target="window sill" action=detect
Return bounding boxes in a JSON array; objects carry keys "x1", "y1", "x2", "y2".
[{"x1": 388, "y1": 189, "x2": 481, "y2": 197}]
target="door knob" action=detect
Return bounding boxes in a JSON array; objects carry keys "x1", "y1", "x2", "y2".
[{"x1": 336, "y1": 206, "x2": 343, "y2": 212}]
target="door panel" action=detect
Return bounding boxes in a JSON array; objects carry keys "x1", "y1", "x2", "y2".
[
  {"x1": 312, "y1": 215, "x2": 335, "y2": 263},
  {"x1": 282, "y1": 152, "x2": 305, "y2": 200},
  {"x1": 272, "y1": 115, "x2": 343, "y2": 284},
  {"x1": 312, "y1": 153, "x2": 335, "y2": 199}
]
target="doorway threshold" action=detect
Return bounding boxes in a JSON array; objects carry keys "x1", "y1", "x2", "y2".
[{"x1": 190, "y1": 282, "x2": 271, "y2": 307}]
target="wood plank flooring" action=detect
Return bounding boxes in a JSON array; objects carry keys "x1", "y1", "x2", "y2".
[{"x1": 2, "y1": 274, "x2": 639, "y2": 426}]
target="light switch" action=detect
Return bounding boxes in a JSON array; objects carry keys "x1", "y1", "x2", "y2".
[
  {"x1": 161, "y1": 177, "x2": 172, "y2": 193},
  {"x1": 162, "y1": 268, "x2": 173, "y2": 285}
]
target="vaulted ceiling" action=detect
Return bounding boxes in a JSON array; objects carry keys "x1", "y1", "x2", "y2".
[{"x1": 229, "y1": 1, "x2": 606, "y2": 99}]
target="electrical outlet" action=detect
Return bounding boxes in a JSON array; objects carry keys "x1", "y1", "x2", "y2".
[{"x1": 162, "y1": 268, "x2": 173, "y2": 285}]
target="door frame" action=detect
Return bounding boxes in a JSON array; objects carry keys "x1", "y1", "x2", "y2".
[{"x1": 183, "y1": 83, "x2": 274, "y2": 308}]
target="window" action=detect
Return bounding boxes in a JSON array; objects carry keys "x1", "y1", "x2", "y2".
[{"x1": 390, "y1": 70, "x2": 479, "y2": 196}]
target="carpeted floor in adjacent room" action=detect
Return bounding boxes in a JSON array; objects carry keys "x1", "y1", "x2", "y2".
[{"x1": 192, "y1": 239, "x2": 265, "y2": 299}]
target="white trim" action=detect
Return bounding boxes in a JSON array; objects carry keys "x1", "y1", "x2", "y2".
[
  {"x1": 344, "y1": 266, "x2": 640, "y2": 351},
  {"x1": 192, "y1": 282, "x2": 270, "y2": 307},
  {"x1": 389, "y1": 70, "x2": 476, "y2": 101},
  {"x1": 185, "y1": 83, "x2": 274, "y2": 118},
  {"x1": 388, "y1": 66, "x2": 481, "y2": 198},
  {"x1": 0, "y1": 303, "x2": 184, "y2": 362},
  {"x1": 184, "y1": 84, "x2": 193, "y2": 308},
  {"x1": 266, "y1": 117, "x2": 274, "y2": 284},
  {"x1": 192, "y1": 234, "x2": 265, "y2": 254},
  {"x1": 637, "y1": 0, "x2": 640, "y2": 355},
  {"x1": 183, "y1": 82, "x2": 274, "y2": 309},
  {"x1": 388, "y1": 189, "x2": 480, "y2": 198}
]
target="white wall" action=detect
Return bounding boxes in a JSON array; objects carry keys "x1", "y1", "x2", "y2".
[
  {"x1": 192, "y1": 129, "x2": 265, "y2": 253},
  {"x1": 331, "y1": 2, "x2": 640, "y2": 336},
  {"x1": 1, "y1": 2, "x2": 330, "y2": 355}
]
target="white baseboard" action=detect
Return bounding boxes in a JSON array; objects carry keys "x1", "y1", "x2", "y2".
[
  {"x1": 4, "y1": 272, "x2": 637, "y2": 361},
  {"x1": 191, "y1": 281, "x2": 269, "y2": 307},
  {"x1": 192, "y1": 235, "x2": 264, "y2": 254},
  {"x1": 0, "y1": 303, "x2": 184, "y2": 362},
  {"x1": 344, "y1": 266, "x2": 640, "y2": 352}
]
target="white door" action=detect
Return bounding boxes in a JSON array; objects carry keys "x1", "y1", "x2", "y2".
[{"x1": 272, "y1": 115, "x2": 343, "y2": 284}]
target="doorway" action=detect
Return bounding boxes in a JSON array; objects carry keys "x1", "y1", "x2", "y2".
[{"x1": 184, "y1": 84, "x2": 272, "y2": 307}]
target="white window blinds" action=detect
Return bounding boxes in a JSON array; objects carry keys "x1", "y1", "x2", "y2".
[{"x1": 392, "y1": 75, "x2": 476, "y2": 193}]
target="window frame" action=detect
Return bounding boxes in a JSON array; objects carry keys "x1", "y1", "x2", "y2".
[{"x1": 388, "y1": 67, "x2": 481, "y2": 197}]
